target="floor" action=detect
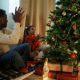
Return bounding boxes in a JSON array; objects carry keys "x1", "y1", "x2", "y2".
[{"x1": 24, "y1": 74, "x2": 53, "y2": 80}]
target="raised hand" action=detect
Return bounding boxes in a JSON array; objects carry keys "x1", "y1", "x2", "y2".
[{"x1": 12, "y1": 7, "x2": 25, "y2": 23}]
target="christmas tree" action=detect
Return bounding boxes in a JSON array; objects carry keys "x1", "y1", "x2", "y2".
[{"x1": 44, "y1": 0, "x2": 80, "y2": 67}]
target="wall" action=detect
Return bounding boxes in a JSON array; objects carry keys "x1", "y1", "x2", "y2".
[
  {"x1": 0, "y1": 0, "x2": 19, "y2": 29},
  {"x1": 0, "y1": 0, "x2": 13, "y2": 28},
  {"x1": 0, "y1": 0, "x2": 9, "y2": 14}
]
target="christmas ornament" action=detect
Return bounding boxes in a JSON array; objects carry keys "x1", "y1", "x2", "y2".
[
  {"x1": 51, "y1": 21, "x2": 54, "y2": 26},
  {"x1": 62, "y1": 11, "x2": 66, "y2": 16},
  {"x1": 70, "y1": 53, "x2": 77, "y2": 59},
  {"x1": 53, "y1": 16, "x2": 57, "y2": 21},
  {"x1": 73, "y1": 14, "x2": 77, "y2": 18},
  {"x1": 52, "y1": 37, "x2": 55, "y2": 41},
  {"x1": 73, "y1": 50, "x2": 77, "y2": 53}
]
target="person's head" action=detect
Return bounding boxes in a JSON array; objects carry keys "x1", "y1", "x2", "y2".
[
  {"x1": 25, "y1": 26, "x2": 35, "y2": 35},
  {"x1": 0, "y1": 9, "x2": 7, "y2": 30}
]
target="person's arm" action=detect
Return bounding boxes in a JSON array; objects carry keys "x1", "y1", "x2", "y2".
[
  {"x1": 0, "y1": 23, "x2": 20, "y2": 45},
  {"x1": 12, "y1": 7, "x2": 25, "y2": 44},
  {"x1": 0, "y1": 7, "x2": 24, "y2": 45}
]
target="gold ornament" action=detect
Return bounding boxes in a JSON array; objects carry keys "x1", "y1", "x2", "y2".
[{"x1": 62, "y1": 11, "x2": 66, "y2": 16}]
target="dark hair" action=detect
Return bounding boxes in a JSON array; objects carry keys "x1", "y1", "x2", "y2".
[
  {"x1": 25, "y1": 26, "x2": 33, "y2": 35},
  {"x1": 0, "y1": 9, "x2": 7, "y2": 30},
  {"x1": 0, "y1": 9, "x2": 6, "y2": 17},
  {"x1": 23, "y1": 26, "x2": 32, "y2": 43}
]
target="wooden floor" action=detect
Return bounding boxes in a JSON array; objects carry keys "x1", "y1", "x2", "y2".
[{"x1": 24, "y1": 74, "x2": 53, "y2": 80}]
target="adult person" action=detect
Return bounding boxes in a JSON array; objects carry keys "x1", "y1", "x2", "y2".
[{"x1": 0, "y1": 7, "x2": 34, "y2": 74}]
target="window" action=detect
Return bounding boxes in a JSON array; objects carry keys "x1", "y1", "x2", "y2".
[{"x1": 9, "y1": 0, "x2": 20, "y2": 13}]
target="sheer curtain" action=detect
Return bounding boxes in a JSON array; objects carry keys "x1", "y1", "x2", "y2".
[{"x1": 20, "y1": 0, "x2": 55, "y2": 36}]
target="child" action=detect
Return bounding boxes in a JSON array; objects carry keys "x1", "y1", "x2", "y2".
[{"x1": 23, "y1": 26, "x2": 41, "y2": 52}]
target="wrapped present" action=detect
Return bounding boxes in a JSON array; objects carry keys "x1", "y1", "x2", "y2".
[
  {"x1": 48, "y1": 71, "x2": 55, "y2": 79},
  {"x1": 57, "y1": 72, "x2": 78, "y2": 80}
]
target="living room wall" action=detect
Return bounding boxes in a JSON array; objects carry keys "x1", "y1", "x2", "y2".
[
  {"x1": 0, "y1": 0, "x2": 9, "y2": 14},
  {"x1": 0, "y1": 0, "x2": 20, "y2": 29}
]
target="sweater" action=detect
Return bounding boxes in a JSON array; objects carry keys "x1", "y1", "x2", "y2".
[{"x1": 0, "y1": 23, "x2": 21, "y2": 53}]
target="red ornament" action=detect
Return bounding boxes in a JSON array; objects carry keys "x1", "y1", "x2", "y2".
[
  {"x1": 70, "y1": 53, "x2": 77, "y2": 59},
  {"x1": 53, "y1": 16, "x2": 57, "y2": 21}
]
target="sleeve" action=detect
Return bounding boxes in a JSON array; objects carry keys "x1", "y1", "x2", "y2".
[{"x1": 0, "y1": 23, "x2": 21, "y2": 45}]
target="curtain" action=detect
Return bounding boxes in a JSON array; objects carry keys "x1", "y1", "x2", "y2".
[{"x1": 20, "y1": 0, "x2": 55, "y2": 36}]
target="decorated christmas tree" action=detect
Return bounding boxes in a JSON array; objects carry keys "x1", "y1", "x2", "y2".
[{"x1": 44, "y1": 0, "x2": 80, "y2": 69}]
